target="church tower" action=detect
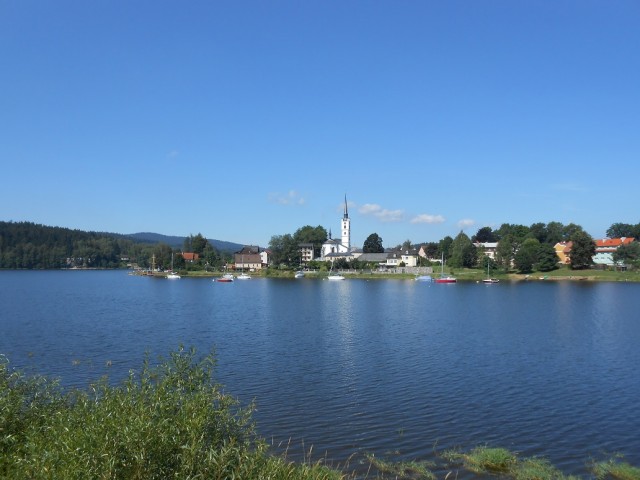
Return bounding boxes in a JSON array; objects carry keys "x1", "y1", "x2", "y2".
[{"x1": 341, "y1": 195, "x2": 350, "y2": 252}]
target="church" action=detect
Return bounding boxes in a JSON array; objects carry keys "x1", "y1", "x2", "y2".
[{"x1": 320, "y1": 196, "x2": 354, "y2": 261}]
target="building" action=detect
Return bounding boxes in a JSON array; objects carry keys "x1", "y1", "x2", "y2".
[
  {"x1": 298, "y1": 243, "x2": 314, "y2": 265},
  {"x1": 593, "y1": 237, "x2": 635, "y2": 266},
  {"x1": 554, "y1": 241, "x2": 572, "y2": 265},
  {"x1": 234, "y1": 246, "x2": 264, "y2": 271},
  {"x1": 474, "y1": 242, "x2": 498, "y2": 260},
  {"x1": 321, "y1": 196, "x2": 352, "y2": 260},
  {"x1": 182, "y1": 252, "x2": 199, "y2": 263}
]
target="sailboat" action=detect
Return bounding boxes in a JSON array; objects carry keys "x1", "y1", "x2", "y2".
[
  {"x1": 166, "y1": 253, "x2": 181, "y2": 279},
  {"x1": 327, "y1": 259, "x2": 345, "y2": 280},
  {"x1": 435, "y1": 253, "x2": 456, "y2": 284},
  {"x1": 237, "y1": 255, "x2": 251, "y2": 280},
  {"x1": 482, "y1": 259, "x2": 499, "y2": 284}
]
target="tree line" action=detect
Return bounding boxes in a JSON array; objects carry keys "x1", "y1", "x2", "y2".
[
  {"x1": 269, "y1": 220, "x2": 640, "y2": 273},
  {"x1": 0, "y1": 222, "x2": 231, "y2": 271}
]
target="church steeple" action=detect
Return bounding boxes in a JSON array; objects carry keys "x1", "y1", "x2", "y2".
[
  {"x1": 343, "y1": 194, "x2": 349, "y2": 219},
  {"x1": 341, "y1": 195, "x2": 350, "y2": 251}
]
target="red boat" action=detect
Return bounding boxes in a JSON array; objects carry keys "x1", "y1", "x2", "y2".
[{"x1": 435, "y1": 276, "x2": 457, "y2": 284}]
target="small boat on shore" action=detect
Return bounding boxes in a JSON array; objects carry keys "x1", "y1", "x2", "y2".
[{"x1": 216, "y1": 273, "x2": 235, "y2": 283}]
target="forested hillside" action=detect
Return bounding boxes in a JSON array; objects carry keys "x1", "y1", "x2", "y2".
[
  {"x1": 0, "y1": 222, "x2": 146, "y2": 269},
  {"x1": 0, "y1": 222, "x2": 234, "y2": 270}
]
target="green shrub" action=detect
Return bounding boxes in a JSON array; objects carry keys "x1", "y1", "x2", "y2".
[{"x1": 0, "y1": 348, "x2": 345, "y2": 480}]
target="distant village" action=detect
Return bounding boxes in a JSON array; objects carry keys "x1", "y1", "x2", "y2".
[{"x1": 176, "y1": 198, "x2": 636, "y2": 273}]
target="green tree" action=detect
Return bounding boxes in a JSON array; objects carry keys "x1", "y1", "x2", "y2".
[
  {"x1": 545, "y1": 221, "x2": 565, "y2": 245},
  {"x1": 535, "y1": 243, "x2": 560, "y2": 272},
  {"x1": 472, "y1": 226, "x2": 497, "y2": 243},
  {"x1": 293, "y1": 225, "x2": 327, "y2": 258},
  {"x1": 495, "y1": 235, "x2": 515, "y2": 272},
  {"x1": 448, "y1": 231, "x2": 476, "y2": 268},
  {"x1": 613, "y1": 242, "x2": 640, "y2": 269},
  {"x1": 190, "y1": 233, "x2": 209, "y2": 255},
  {"x1": 569, "y1": 230, "x2": 595, "y2": 270},
  {"x1": 363, "y1": 233, "x2": 384, "y2": 253},
  {"x1": 514, "y1": 238, "x2": 540, "y2": 274},
  {"x1": 528, "y1": 222, "x2": 548, "y2": 243},
  {"x1": 401, "y1": 239, "x2": 412, "y2": 251},
  {"x1": 439, "y1": 236, "x2": 453, "y2": 260},
  {"x1": 268, "y1": 234, "x2": 298, "y2": 267},
  {"x1": 563, "y1": 223, "x2": 584, "y2": 241},
  {"x1": 606, "y1": 222, "x2": 636, "y2": 239}
]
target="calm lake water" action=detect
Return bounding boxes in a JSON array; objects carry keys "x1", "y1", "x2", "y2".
[{"x1": 1, "y1": 270, "x2": 639, "y2": 477}]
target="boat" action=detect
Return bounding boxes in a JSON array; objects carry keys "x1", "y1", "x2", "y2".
[
  {"x1": 294, "y1": 271, "x2": 305, "y2": 279},
  {"x1": 327, "y1": 260, "x2": 345, "y2": 280},
  {"x1": 482, "y1": 259, "x2": 499, "y2": 284},
  {"x1": 216, "y1": 273, "x2": 235, "y2": 283},
  {"x1": 236, "y1": 255, "x2": 251, "y2": 279},
  {"x1": 415, "y1": 275, "x2": 432, "y2": 282},
  {"x1": 166, "y1": 253, "x2": 181, "y2": 279},
  {"x1": 435, "y1": 253, "x2": 456, "y2": 284}
]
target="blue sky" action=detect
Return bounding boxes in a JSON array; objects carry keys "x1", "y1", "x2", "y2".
[{"x1": 2, "y1": 2, "x2": 639, "y2": 249}]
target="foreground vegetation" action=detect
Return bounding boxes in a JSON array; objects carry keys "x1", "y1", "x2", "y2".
[
  {"x1": 2, "y1": 348, "x2": 639, "y2": 479},
  {"x1": 0, "y1": 347, "x2": 343, "y2": 480}
]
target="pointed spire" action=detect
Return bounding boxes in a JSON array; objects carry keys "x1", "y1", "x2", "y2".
[{"x1": 343, "y1": 194, "x2": 349, "y2": 219}]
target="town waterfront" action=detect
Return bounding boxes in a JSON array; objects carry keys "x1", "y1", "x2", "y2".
[{"x1": 1, "y1": 270, "x2": 639, "y2": 477}]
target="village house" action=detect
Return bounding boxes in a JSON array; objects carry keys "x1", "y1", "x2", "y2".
[
  {"x1": 234, "y1": 246, "x2": 265, "y2": 271},
  {"x1": 473, "y1": 242, "x2": 498, "y2": 260},
  {"x1": 298, "y1": 243, "x2": 314, "y2": 265},
  {"x1": 181, "y1": 252, "x2": 199, "y2": 263},
  {"x1": 593, "y1": 237, "x2": 635, "y2": 266},
  {"x1": 554, "y1": 241, "x2": 573, "y2": 265}
]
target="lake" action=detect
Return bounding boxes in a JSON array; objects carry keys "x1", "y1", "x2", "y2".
[{"x1": 1, "y1": 270, "x2": 639, "y2": 477}]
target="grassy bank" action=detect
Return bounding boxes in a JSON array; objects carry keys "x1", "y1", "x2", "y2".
[{"x1": 2, "y1": 349, "x2": 639, "y2": 479}]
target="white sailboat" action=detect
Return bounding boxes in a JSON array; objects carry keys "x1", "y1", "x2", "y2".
[
  {"x1": 327, "y1": 259, "x2": 345, "y2": 280},
  {"x1": 166, "y1": 253, "x2": 181, "y2": 279},
  {"x1": 237, "y1": 255, "x2": 251, "y2": 280},
  {"x1": 483, "y1": 259, "x2": 499, "y2": 284}
]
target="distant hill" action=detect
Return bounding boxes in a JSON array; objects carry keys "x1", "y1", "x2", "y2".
[{"x1": 127, "y1": 232, "x2": 244, "y2": 253}]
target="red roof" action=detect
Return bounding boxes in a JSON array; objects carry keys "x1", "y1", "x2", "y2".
[
  {"x1": 182, "y1": 252, "x2": 199, "y2": 261},
  {"x1": 595, "y1": 237, "x2": 635, "y2": 248}
]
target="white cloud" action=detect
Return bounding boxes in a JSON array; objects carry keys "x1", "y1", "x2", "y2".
[
  {"x1": 411, "y1": 214, "x2": 445, "y2": 224},
  {"x1": 358, "y1": 203, "x2": 403, "y2": 222},
  {"x1": 167, "y1": 150, "x2": 180, "y2": 160},
  {"x1": 457, "y1": 218, "x2": 476, "y2": 230},
  {"x1": 268, "y1": 190, "x2": 305, "y2": 206}
]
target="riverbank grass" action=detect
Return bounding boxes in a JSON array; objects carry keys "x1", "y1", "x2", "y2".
[{"x1": 592, "y1": 456, "x2": 640, "y2": 480}]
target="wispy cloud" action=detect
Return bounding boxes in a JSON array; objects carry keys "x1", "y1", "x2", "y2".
[
  {"x1": 358, "y1": 203, "x2": 404, "y2": 222},
  {"x1": 166, "y1": 150, "x2": 180, "y2": 160},
  {"x1": 457, "y1": 218, "x2": 475, "y2": 230},
  {"x1": 268, "y1": 190, "x2": 305, "y2": 206},
  {"x1": 411, "y1": 214, "x2": 445, "y2": 224}
]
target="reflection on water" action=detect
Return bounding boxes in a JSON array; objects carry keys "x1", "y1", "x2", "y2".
[{"x1": 1, "y1": 271, "x2": 639, "y2": 476}]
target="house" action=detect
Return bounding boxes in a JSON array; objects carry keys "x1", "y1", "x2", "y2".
[
  {"x1": 182, "y1": 252, "x2": 199, "y2": 263},
  {"x1": 234, "y1": 246, "x2": 264, "y2": 271},
  {"x1": 593, "y1": 237, "x2": 635, "y2": 266},
  {"x1": 299, "y1": 243, "x2": 314, "y2": 264},
  {"x1": 474, "y1": 242, "x2": 498, "y2": 260},
  {"x1": 554, "y1": 241, "x2": 572, "y2": 265},
  {"x1": 357, "y1": 252, "x2": 392, "y2": 269}
]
